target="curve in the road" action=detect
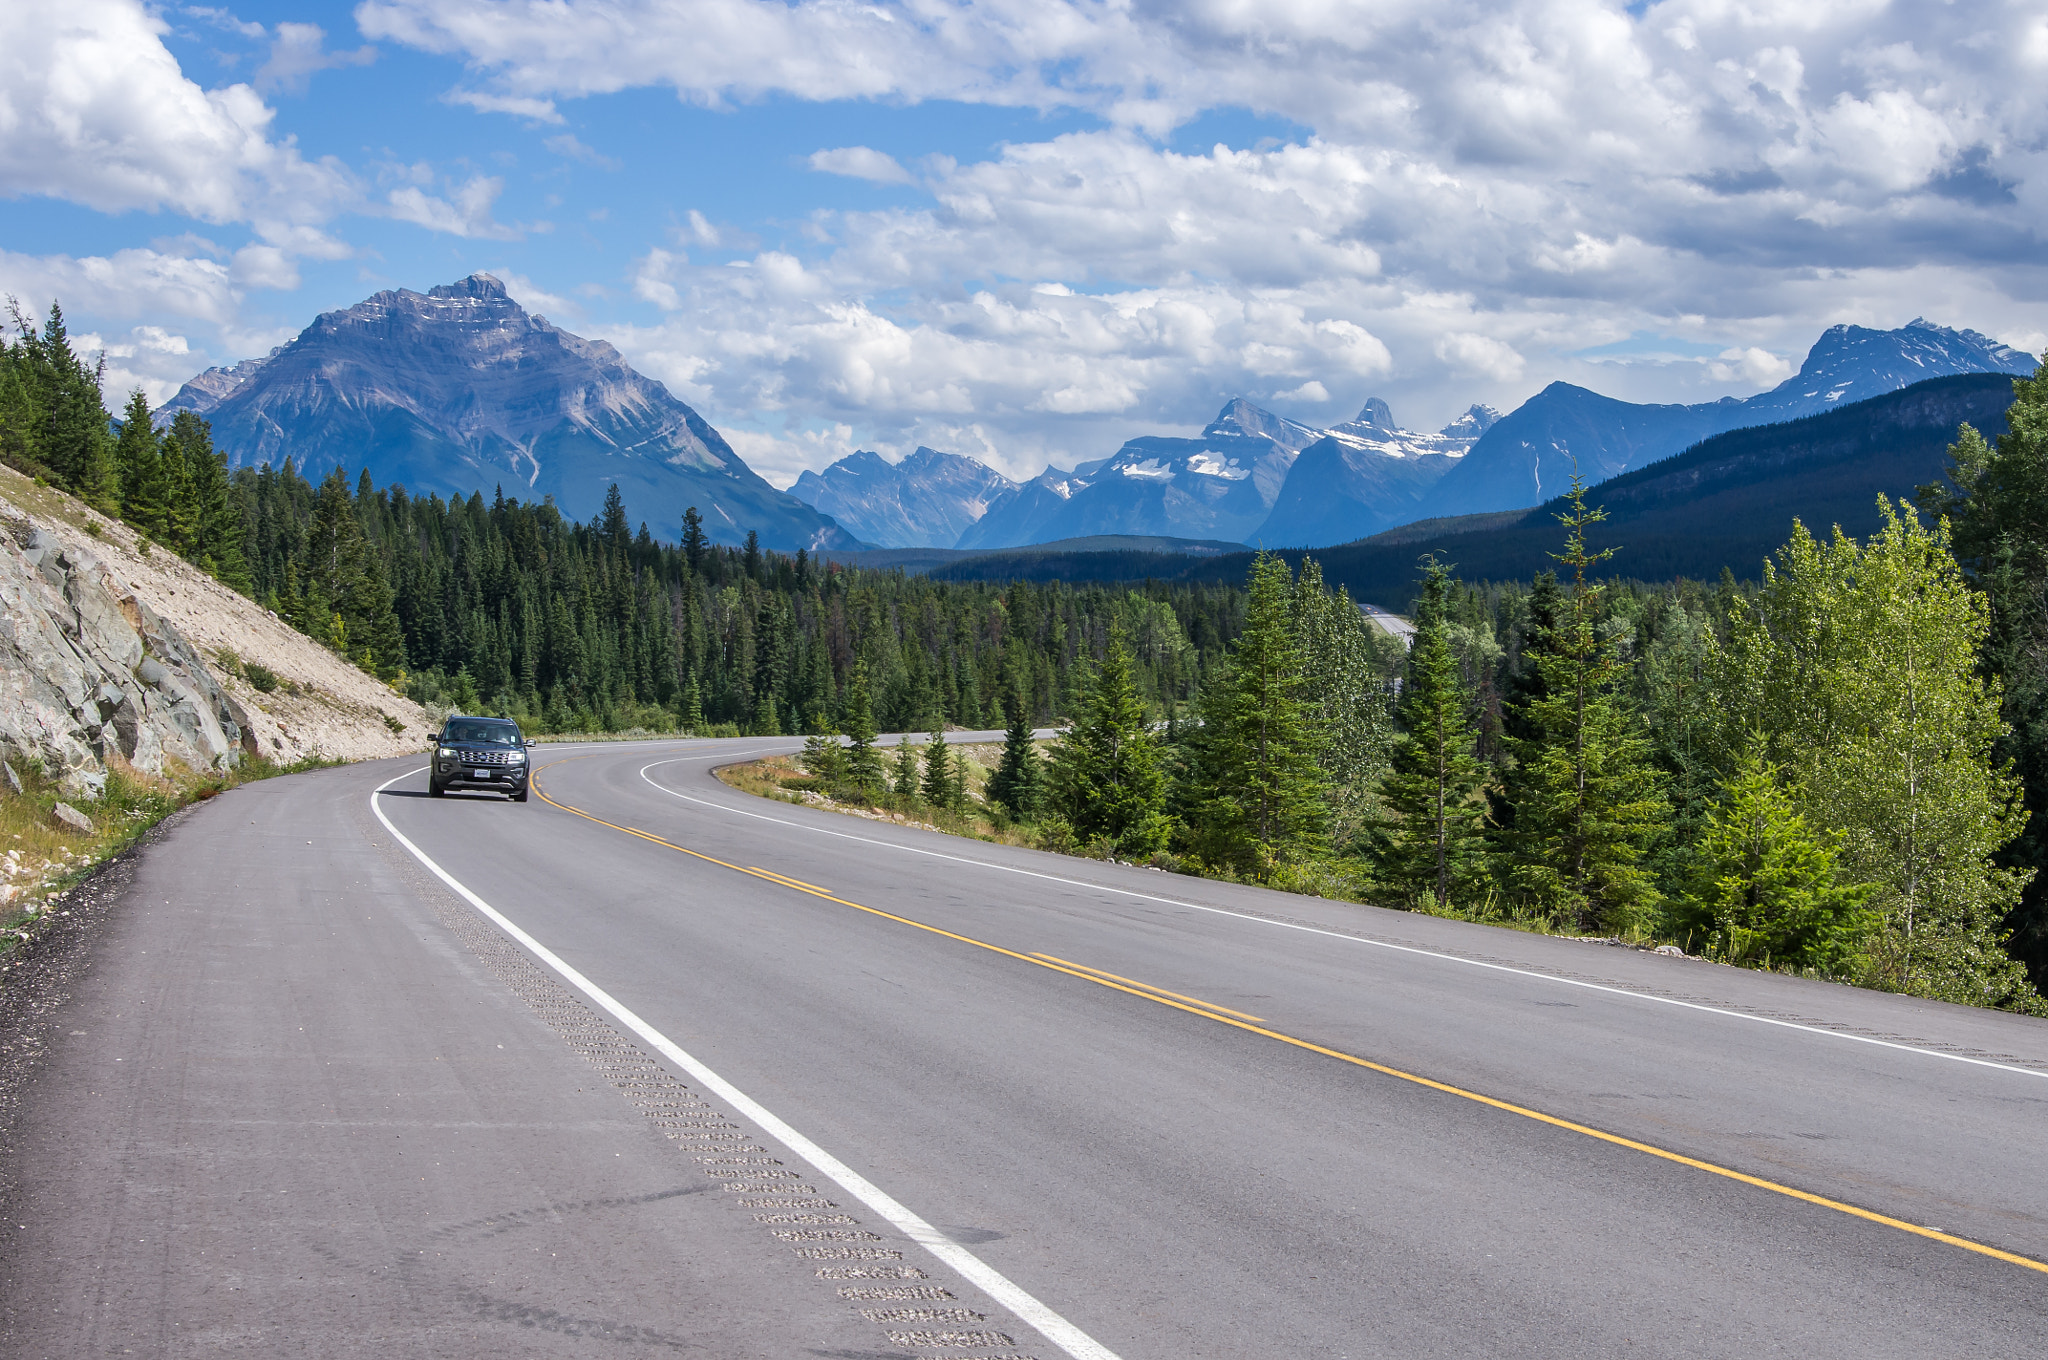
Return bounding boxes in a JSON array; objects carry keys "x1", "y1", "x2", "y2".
[{"x1": 525, "y1": 753, "x2": 2048, "y2": 1283}]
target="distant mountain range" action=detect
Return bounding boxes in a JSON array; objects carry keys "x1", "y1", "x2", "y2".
[
  {"x1": 794, "y1": 318, "x2": 2030, "y2": 552},
  {"x1": 797, "y1": 397, "x2": 1499, "y2": 552},
  {"x1": 1415, "y1": 319, "x2": 2036, "y2": 519},
  {"x1": 156, "y1": 274, "x2": 858, "y2": 550},
  {"x1": 160, "y1": 285, "x2": 2036, "y2": 557},
  {"x1": 923, "y1": 373, "x2": 2025, "y2": 605}
]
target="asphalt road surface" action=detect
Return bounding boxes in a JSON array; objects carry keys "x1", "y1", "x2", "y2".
[{"x1": 4, "y1": 734, "x2": 2047, "y2": 1358}]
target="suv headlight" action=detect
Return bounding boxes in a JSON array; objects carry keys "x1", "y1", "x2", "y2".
[
  {"x1": 437, "y1": 747, "x2": 454, "y2": 758},
  {"x1": 508, "y1": 750, "x2": 525, "y2": 763}
]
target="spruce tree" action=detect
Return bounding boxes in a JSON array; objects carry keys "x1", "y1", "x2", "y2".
[
  {"x1": 893, "y1": 736, "x2": 922, "y2": 799},
  {"x1": 800, "y1": 730, "x2": 848, "y2": 785},
  {"x1": 1046, "y1": 622, "x2": 1168, "y2": 857},
  {"x1": 681, "y1": 506, "x2": 708, "y2": 573},
  {"x1": 1673, "y1": 750, "x2": 1876, "y2": 971},
  {"x1": 1372, "y1": 559, "x2": 1489, "y2": 910},
  {"x1": 986, "y1": 692, "x2": 1042, "y2": 820},
  {"x1": 840, "y1": 661, "x2": 884, "y2": 791},
  {"x1": 1497, "y1": 476, "x2": 1668, "y2": 931},
  {"x1": 1181, "y1": 553, "x2": 1325, "y2": 874},
  {"x1": 921, "y1": 727, "x2": 952, "y2": 805},
  {"x1": 114, "y1": 390, "x2": 163, "y2": 530}
]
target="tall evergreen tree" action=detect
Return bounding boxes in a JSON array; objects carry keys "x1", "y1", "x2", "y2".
[
  {"x1": 840, "y1": 660, "x2": 885, "y2": 791},
  {"x1": 1497, "y1": 476, "x2": 1668, "y2": 931},
  {"x1": 113, "y1": 390, "x2": 164, "y2": 530},
  {"x1": 681, "y1": 505, "x2": 708, "y2": 573},
  {"x1": 1046, "y1": 622, "x2": 1169, "y2": 857},
  {"x1": 921, "y1": 727, "x2": 953, "y2": 805},
  {"x1": 892, "y1": 736, "x2": 922, "y2": 799},
  {"x1": 1372, "y1": 559, "x2": 1489, "y2": 910},
  {"x1": 986, "y1": 692, "x2": 1042, "y2": 820},
  {"x1": 1181, "y1": 553, "x2": 1326, "y2": 873}
]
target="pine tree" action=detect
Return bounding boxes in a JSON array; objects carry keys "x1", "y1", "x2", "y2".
[
  {"x1": 986, "y1": 692, "x2": 1042, "y2": 820},
  {"x1": 1180, "y1": 553, "x2": 1325, "y2": 874},
  {"x1": 1672, "y1": 750, "x2": 1877, "y2": 971},
  {"x1": 840, "y1": 660, "x2": 885, "y2": 791},
  {"x1": 892, "y1": 736, "x2": 922, "y2": 799},
  {"x1": 800, "y1": 730, "x2": 848, "y2": 784},
  {"x1": 1372, "y1": 559, "x2": 1490, "y2": 910},
  {"x1": 1046, "y1": 621, "x2": 1168, "y2": 857},
  {"x1": 921, "y1": 727, "x2": 952, "y2": 805},
  {"x1": 952, "y1": 745, "x2": 973, "y2": 811},
  {"x1": 113, "y1": 390, "x2": 164, "y2": 531},
  {"x1": 0, "y1": 359, "x2": 41, "y2": 476},
  {"x1": 681, "y1": 506, "x2": 708, "y2": 573},
  {"x1": 1497, "y1": 476, "x2": 1668, "y2": 932}
]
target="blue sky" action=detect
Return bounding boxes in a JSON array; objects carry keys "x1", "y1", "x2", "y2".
[{"x1": 4, "y1": 1, "x2": 2045, "y2": 485}]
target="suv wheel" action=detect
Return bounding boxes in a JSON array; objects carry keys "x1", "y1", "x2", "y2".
[
  {"x1": 429, "y1": 778, "x2": 446, "y2": 797},
  {"x1": 511, "y1": 784, "x2": 529, "y2": 803}
]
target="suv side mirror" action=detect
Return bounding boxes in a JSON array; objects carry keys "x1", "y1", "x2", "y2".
[{"x1": 427, "y1": 731, "x2": 440, "y2": 742}]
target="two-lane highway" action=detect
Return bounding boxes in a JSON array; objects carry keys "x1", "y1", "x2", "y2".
[{"x1": 5, "y1": 735, "x2": 2047, "y2": 1357}]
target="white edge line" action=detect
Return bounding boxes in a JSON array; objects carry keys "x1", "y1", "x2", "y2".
[
  {"x1": 369, "y1": 766, "x2": 1121, "y2": 1360},
  {"x1": 633, "y1": 756, "x2": 2048, "y2": 1085}
]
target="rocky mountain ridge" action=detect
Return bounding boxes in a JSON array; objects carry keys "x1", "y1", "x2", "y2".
[
  {"x1": 1418, "y1": 319, "x2": 2036, "y2": 518},
  {"x1": 159, "y1": 275, "x2": 858, "y2": 551},
  {"x1": 789, "y1": 446, "x2": 1019, "y2": 549}
]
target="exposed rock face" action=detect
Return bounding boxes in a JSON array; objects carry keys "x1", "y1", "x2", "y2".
[
  {"x1": 0, "y1": 517, "x2": 250, "y2": 796},
  {"x1": 160, "y1": 274, "x2": 859, "y2": 551}
]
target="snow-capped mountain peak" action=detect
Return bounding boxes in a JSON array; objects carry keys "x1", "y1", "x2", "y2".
[{"x1": 1325, "y1": 399, "x2": 1499, "y2": 460}]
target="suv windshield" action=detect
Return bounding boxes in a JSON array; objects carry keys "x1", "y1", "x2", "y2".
[{"x1": 444, "y1": 720, "x2": 521, "y2": 746}]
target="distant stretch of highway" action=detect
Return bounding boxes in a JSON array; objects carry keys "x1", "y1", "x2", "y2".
[{"x1": 4, "y1": 734, "x2": 2045, "y2": 1357}]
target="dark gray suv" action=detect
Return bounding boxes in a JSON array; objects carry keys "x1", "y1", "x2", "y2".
[{"x1": 429, "y1": 715, "x2": 532, "y2": 801}]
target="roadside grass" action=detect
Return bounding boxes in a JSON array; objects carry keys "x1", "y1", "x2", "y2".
[
  {"x1": 0, "y1": 752, "x2": 341, "y2": 981},
  {"x1": 717, "y1": 745, "x2": 1043, "y2": 848}
]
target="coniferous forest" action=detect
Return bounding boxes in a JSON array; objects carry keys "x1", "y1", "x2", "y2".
[{"x1": 7, "y1": 296, "x2": 2048, "y2": 1011}]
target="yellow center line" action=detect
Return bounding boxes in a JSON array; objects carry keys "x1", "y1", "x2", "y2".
[
  {"x1": 750, "y1": 867, "x2": 835, "y2": 894},
  {"x1": 525, "y1": 762, "x2": 2048, "y2": 1280},
  {"x1": 1030, "y1": 953, "x2": 1267, "y2": 1021}
]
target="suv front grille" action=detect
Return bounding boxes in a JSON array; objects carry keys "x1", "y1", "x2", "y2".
[{"x1": 459, "y1": 750, "x2": 518, "y2": 765}]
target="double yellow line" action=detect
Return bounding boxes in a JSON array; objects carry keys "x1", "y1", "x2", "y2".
[{"x1": 528, "y1": 760, "x2": 2048, "y2": 1280}]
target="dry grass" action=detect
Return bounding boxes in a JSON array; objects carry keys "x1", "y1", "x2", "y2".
[{"x1": 716, "y1": 746, "x2": 1042, "y2": 847}]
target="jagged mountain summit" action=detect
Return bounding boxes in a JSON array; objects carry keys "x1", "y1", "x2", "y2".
[
  {"x1": 157, "y1": 274, "x2": 859, "y2": 550},
  {"x1": 1255, "y1": 400, "x2": 1500, "y2": 546},
  {"x1": 1416, "y1": 318, "x2": 2037, "y2": 520},
  {"x1": 788, "y1": 446, "x2": 1019, "y2": 550},
  {"x1": 962, "y1": 398, "x2": 1323, "y2": 549}
]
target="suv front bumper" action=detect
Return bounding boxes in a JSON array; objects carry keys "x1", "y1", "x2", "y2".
[{"x1": 435, "y1": 758, "x2": 529, "y2": 791}]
